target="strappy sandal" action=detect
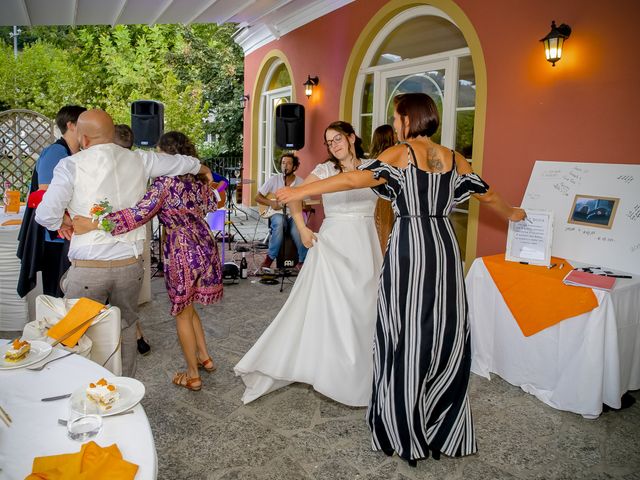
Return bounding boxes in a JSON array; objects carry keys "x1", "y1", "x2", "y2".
[
  {"x1": 172, "y1": 372, "x2": 202, "y2": 391},
  {"x1": 198, "y1": 357, "x2": 217, "y2": 373}
]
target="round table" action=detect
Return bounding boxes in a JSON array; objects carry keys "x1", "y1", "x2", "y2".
[{"x1": 0, "y1": 346, "x2": 157, "y2": 479}]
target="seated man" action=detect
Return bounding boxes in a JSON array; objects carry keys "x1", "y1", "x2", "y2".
[{"x1": 255, "y1": 153, "x2": 308, "y2": 270}]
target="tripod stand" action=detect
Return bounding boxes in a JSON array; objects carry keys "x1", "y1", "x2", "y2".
[{"x1": 223, "y1": 179, "x2": 247, "y2": 243}]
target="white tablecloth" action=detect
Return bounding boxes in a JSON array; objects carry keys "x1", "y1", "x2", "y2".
[
  {"x1": 466, "y1": 258, "x2": 640, "y2": 418},
  {"x1": 0, "y1": 346, "x2": 157, "y2": 479},
  {"x1": 0, "y1": 207, "x2": 152, "y2": 332},
  {"x1": 0, "y1": 207, "x2": 30, "y2": 330}
]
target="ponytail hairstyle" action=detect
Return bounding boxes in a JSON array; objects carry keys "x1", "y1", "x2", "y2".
[
  {"x1": 158, "y1": 131, "x2": 205, "y2": 181},
  {"x1": 369, "y1": 124, "x2": 395, "y2": 159},
  {"x1": 323, "y1": 121, "x2": 365, "y2": 172},
  {"x1": 158, "y1": 131, "x2": 198, "y2": 157}
]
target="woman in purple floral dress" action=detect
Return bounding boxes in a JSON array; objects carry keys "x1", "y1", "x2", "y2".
[{"x1": 74, "y1": 132, "x2": 223, "y2": 391}]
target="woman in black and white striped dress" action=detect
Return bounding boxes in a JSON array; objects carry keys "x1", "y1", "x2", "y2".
[{"x1": 277, "y1": 93, "x2": 526, "y2": 466}]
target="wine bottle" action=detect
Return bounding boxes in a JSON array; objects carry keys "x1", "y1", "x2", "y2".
[{"x1": 240, "y1": 252, "x2": 248, "y2": 279}]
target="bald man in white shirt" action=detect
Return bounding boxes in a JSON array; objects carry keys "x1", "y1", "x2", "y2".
[{"x1": 36, "y1": 109, "x2": 212, "y2": 376}]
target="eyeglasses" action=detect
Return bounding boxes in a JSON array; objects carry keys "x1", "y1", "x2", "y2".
[{"x1": 324, "y1": 133, "x2": 343, "y2": 147}]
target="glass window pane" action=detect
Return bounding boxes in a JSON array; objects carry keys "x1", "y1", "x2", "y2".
[
  {"x1": 361, "y1": 115, "x2": 373, "y2": 155},
  {"x1": 455, "y1": 109, "x2": 474, "y2": 159},
  {"x1": 372, "y1": 16, "x2": 467, "y2": 66},
  {"x1": 457, "y1": 56, "x2": 476, "y2": 108},
  {"x1": 268, "y1": 64, "x2": 291, "y2": 90},
  {"x1": 362, "y1": 74, "x2": 374, "y2": 114},
  {"x1": 271, "y1": 96, "x2": 290, "y2": 174},
  {"x1": 385, "y1": 70, "x2": 444, "y2": 144}
]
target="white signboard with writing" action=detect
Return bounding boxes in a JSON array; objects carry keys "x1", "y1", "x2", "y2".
[
  {"x1": 522, "y1": 161, "x2": 640, "y2": 275},
  {"x1": 505, "y1": 209, "x2": 553, "y2": 266}
]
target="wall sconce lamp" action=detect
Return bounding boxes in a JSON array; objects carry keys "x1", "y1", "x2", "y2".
[
  {"x1": 303, "y1": 75, "x2": 319, "y2": 98},
  {"x1": 540, "y1": 21, "x2": 571, "y2": 66},
  {"x1": 240, "y1": 94, "x2": 250, "y2": 109}
]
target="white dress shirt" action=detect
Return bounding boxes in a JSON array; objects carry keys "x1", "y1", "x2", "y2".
[{"x1": 35, "y1": 144, "x2": 201, "y2": 261}]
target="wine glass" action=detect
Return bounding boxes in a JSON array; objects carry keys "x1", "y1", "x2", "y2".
[{"x1": 67, "y1": 397, "x2": 103, "y2": 441}]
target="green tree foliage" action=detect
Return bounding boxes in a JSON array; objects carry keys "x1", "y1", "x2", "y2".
[{"x1": 0, "y1": 24, "x2": 243, "y2": 155}]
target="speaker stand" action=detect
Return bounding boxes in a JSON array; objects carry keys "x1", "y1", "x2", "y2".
[{"x1": 225, "y1": 184, "x2": 248, "y2": 243}]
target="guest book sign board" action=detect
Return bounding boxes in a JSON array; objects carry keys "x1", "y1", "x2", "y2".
[
  {"x1": 505, "y1": 209, "x2": 553, "y2": 266},
  {"x1": 522, "y1": 161, "x2": 640, "y2": 275}
]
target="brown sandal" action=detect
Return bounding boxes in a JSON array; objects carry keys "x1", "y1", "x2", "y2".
[
  {"x1": 198, "y1": 357, "x2": 217, "y2": 373},
  {"x1": 172, "y1": 372, "x2": 202, "y2": 391}
]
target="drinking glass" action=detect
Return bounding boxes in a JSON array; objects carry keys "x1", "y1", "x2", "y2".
[{"x1": 67, "y1": 397, "x2": 103, "y2": 441}]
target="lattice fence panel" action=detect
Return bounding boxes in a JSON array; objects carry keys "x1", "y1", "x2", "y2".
[{"x1": 0, "y1": 109, "x2": 55, "y2": 196}]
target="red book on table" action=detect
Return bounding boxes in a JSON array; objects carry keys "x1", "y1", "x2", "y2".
[{"x1": 562, "y1": 270, "x2": 616, "y2": 291}]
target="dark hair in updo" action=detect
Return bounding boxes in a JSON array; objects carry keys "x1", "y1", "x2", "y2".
[
  {"x1": 158, "y1": 131, "x2": 198, "y2": 157},
  {"x1": 323, "y1": 121, "x2": 365, "y2": 172}
]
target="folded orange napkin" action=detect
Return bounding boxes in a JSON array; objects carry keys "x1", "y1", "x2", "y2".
[
  {"x1": 1, "y1": 219, "x2": 22, "y2": 226},
  {"x1": 26, "y1": 441, "x2": 138, "y2": 480},
  {"x1": 483, "y1": 254, "x2": 599, "y2": 336},
  {"x1": 47, "y1": 298, "x2": 105, "y2": 347}
]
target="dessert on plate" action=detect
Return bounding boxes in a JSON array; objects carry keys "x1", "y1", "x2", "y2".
[
  {"x1": 86, "y1": 378, "x2": 120, "y2": 409},
  {"x1": 4, "y1": 339, "x2": 31, "y2": 361}
]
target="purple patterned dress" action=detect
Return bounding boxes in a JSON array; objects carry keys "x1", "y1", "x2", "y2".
[{"x1": 106, "y1": 175, "x2": 223, "y2": 316}]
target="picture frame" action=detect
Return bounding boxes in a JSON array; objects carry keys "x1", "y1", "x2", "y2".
[
  {"x1": 505, "y1": 209, "x2": 554, "y2": 266},
  {"x1": 567, "y1": 194, "x2": 619, "y2": 230}
]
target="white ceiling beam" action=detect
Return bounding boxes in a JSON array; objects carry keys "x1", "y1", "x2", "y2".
[
  {"x1": 213, "y1": 0, "x2": 256, "y2": 25},
  {"x1": 20, "y1": 0, "x2": 31, "y2": 26},
  {"x1": 71, "y1": 0, "x2": 78, "y2": 26},
  {"x1": 112, "y1": 0, "x2": 129, "y2": 26},
  {"x1": 245, "y1": 0, "x2": 292, "y2": 27},
  {"x1": 148, "y1": 0, "x2": 173, "y2": 26},
  {"x1": 186, "y1": 0, "x2": 220, "y2": 25}
]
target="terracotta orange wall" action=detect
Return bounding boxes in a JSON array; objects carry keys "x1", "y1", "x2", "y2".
[{"x1": 243, "y1": 0, "x2": 640, "y2": 253}]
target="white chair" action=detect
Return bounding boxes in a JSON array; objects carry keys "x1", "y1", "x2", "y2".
[{"x1": 25, "y1": 295, "x2": 123, "y2": 375}]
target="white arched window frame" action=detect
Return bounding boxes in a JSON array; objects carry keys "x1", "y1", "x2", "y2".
[
  {"x1": 352, "y1": 6, "x2": 475, "y2": 228},
  {"x1": 353, "y1": 6, "x2": 471, "y2": 151},
  {"x1": 258, "y1": 60, "x2": 292, "y2": 187}
]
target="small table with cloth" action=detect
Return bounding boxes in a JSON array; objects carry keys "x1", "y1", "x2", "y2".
[
  {"x1": 0, "y1": 344, "x2": 157, "y2": 479},
  {"x1": 466, "y1": 254, "x2": 640, "y2": 418}
]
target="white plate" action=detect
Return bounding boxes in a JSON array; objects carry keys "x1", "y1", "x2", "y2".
[
  {"x1": 0, "y1": 340, "x2": 52, "y2": 370},
  {"x1": 70, "y1": 377, "x2": 145, "y2": 417}
]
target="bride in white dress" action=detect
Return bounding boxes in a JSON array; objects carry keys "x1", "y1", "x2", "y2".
[{"x1": 234, "y1": 121, "x2": 382, "y2": 406}]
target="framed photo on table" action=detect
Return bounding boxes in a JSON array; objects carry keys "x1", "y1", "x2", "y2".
[{"x1": 505, "y1": 209, "x2": 553, "y2": 266}]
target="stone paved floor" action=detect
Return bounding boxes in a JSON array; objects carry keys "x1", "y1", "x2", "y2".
[{"x1": 4, "y1": 210, "x2": 640, "y2": 479}]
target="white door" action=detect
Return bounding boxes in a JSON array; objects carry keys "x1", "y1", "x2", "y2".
[{"x1": 259, "y1": 87, "x2": 291, "y2": 186}]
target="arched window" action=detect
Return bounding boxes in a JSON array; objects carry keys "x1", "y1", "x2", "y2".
[
  {"x1": 258, "y1": 62, "x2": 292, "y2": 186},
  {"x1": 354, "y1": 6, "x2": 476, "y2": 258}
]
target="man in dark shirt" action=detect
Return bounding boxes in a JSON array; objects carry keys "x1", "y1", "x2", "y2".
[{"x1": 17, "y1": 105, "x2": 86, "y2": 297}]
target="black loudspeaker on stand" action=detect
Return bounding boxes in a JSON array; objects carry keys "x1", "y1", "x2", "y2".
[
  {"x1": 275, "y1": 103, "x2": 305, "y2": 150},
  {"x1": 131, "y1": 100, "x2": 164, "y2": 148}
]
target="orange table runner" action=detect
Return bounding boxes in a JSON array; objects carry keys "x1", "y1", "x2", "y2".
[{"x1": 482, "y1": 254, "x2": 599, "y2": 336}]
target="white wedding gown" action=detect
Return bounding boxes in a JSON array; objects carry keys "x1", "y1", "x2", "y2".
[{"x1": 234, "y1": 162, "x2": 382, "y2": 406}]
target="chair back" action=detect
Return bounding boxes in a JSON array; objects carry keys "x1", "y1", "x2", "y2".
[{"x1": 30, "y1": 295, "x2": 122, "y2": 375}]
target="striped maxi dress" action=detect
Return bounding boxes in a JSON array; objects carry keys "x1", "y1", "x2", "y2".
[{"x1": 359, "y1": 144, "x2": 489, "y2": 461}]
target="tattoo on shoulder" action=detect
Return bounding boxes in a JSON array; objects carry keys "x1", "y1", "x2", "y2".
[{"x1": 427, "y1": 147, "x2": 443, "y2": 171}]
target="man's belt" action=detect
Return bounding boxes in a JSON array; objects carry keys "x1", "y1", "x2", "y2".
[{"x1": 71, "y1": 257, "x2": 139, "y2": 268}]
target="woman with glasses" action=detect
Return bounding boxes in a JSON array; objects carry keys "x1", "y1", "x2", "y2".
[
  {"x1": 234, "y1": 121, "x2": 382, "y2": 406},
  {"x1": 277, "y1": 93, "x2": 526, "y2": 466}
]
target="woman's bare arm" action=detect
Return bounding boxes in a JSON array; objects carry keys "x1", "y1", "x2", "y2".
[{"x1": 277, "y1": 170, "x2": 384, "y2": 203}]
